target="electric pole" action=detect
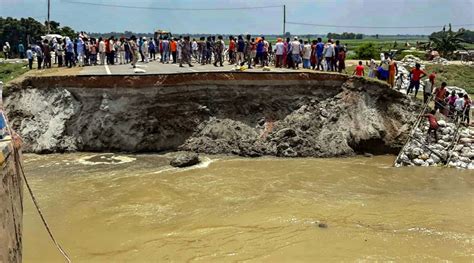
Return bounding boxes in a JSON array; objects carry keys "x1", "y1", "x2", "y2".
[
  {"x1": 283, "y1": 5, "x2": 286, "y2": 35},
  {"x1": 47, "y1": 0, "x2": 51, "y2": 33}
]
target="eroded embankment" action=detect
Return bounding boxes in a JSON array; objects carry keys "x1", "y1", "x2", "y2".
[{"x1": 5, "y1": 72, "x2": 418, "y2": 157}]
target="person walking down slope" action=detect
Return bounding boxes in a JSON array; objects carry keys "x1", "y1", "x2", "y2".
[
  {"x1": 179, "y1": 36, "x2": 193, "y2": 68},
  {"x1": 407, "y1": 63, "x2": 426, "y2": 98}
]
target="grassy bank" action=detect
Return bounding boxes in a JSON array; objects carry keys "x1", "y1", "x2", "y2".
[
  {"x1": 0, "y1": 63, "x2": 29, "y2": 83},
  {"x1": 424, "y1": 64, "x2": 474, "y2": 94}
]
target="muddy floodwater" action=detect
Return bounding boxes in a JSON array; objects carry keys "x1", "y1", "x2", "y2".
[{"x1": 22, "y1": 153, "x2": 473, "y2": 262}]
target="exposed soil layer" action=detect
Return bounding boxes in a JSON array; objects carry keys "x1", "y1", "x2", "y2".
[{"x1": 5, "y1": 72, "x2": 418, "y2": 156}]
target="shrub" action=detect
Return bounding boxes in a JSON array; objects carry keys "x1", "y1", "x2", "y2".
[{"x1": 354, "y1": 42, "x2": 380, "y2": 60}]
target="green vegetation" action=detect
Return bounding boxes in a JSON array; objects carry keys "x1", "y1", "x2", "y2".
[
  {"x1": 0, "y1": 17, "x2": 76, "y2": 55},
  {"x1": 429, "y1": 25, "x2": 469, "y2": 59},
  {"x1": 354, "y1": 43, "x2": 380, "y2": 60},
  {"x1": 0, "y1": 63, "x2": 29, "y2": 84},
  {"x1": 424, "y1": 64, "x2": 474, "y2": 94}
]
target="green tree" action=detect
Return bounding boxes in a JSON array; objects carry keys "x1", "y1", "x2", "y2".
[{"x1": 429, "y1": 24, "x2": 467, "y2": 58}]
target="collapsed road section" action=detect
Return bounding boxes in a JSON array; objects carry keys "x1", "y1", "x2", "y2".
[{"x1": 5, "y1": 72, "x2": 419, "y2": 157}]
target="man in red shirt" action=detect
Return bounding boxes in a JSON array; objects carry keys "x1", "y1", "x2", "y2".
[
  {"x1": 228, "y1": 36, "x2": 236, "y2": 64},
  {"x1": 407, "y1": 63, "x2": 426, "y2": 98},
  {"x1": 433, "y1": 82, "x2": 448, "y2": 115},
  {"x1": 424, "y1": 110, "x2": 439, "y2": 141},
  {"x1": 353, "y1": 61, "x2": 364, "y2": 76}
]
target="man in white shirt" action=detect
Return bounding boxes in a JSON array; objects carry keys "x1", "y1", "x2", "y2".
[
  {"x1": 454, "y1": 94, "x2": 465, "y2": 116},
  {"x1": 98, "y1": 38, "x2": 106, "y2": 65},
  {"x1": 302, "y1": 41, "x2": 312, "y2": 69},
  {"x1": 290, "y1": 37, "x2": 301, "y2": 69},
  {"x1": 274, "y1": 38, "x2": 284, "y2": 68},
  {"x1": 323, "y1": 40, "x2": 335, "y2": 71}
]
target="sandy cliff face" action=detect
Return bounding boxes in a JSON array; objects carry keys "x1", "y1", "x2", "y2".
[{"x1": 5, "y1": 72, "x2": 418, "y2": 156}]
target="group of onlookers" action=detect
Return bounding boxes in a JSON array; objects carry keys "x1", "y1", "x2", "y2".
[{"x1": 13, "y1": 34, "x2": 354, "y2": 71}]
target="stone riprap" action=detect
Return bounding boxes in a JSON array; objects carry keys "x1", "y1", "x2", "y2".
[{"x1": 396, "y1": 119, "x2": 474, "y2": 169}]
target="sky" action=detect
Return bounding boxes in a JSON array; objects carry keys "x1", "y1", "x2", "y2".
[{"x1": 1, "y1": 0, "x2": 473, "y2": 35}]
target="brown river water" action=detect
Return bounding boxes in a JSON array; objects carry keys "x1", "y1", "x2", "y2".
[{"x1": 22, "y1": 153, "x2": 473, "y2": 262}]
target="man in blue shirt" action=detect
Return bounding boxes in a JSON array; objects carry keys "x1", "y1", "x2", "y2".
[{"x1": 316, "y1": 37, "x2": 325, "y2": 71}]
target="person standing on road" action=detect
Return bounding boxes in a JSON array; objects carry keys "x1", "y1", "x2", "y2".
[
  {"x1": 283, "y1": 38, "x2": 289, "y2": 68},
  {"x1": 302, "y1": 40, "x2": 312, "y2": 69},
  {"x1": 316, "y1": 38, "x2": 324, "y2": 70},
  {"x1": 149, "y1": 38, "x2": 156, "y2": 61},
  {"x1": 228, "y1": 36, "x2": 236, "y2": 65},
  {"x1": 235, "y1": 35, "x2": 245, "y2": 67},
  {"x1": 290, "y1": 37, "x2": 302, "y2": 69},
  {"x1": 275, "y1": 38, "x2": 284, "y2": 68},
  {"x1": 34, "y1": 42, "x2": 43, "y2": 69},
  {"x1": 333, "y1": 40, "x2": 342, "y2": 71},
  {"x1": 57, "y1": 39, "x2": 65, "y2": 67},
  {"x1": 192, "y1": 38, "x2": 198, "y2": 62},
  {"x1": 338, "y1": 46, "x2": 346, "y2": 73},
  {"x1": 76, "y1": 37, "x2": 85, "y2": 67},
  {"x1": 179, "y1": 36, "x2": 193, "y2": 68},
  {"x1": 262, "y1": 36, "x2": 269, "y2": 67},
  {"x1": 26, "y1": 46, "x2": 33, "y2": 69},
  {"x1": 98, "y1": 37, "x2": 106, "y2": 65},
  {"x1": 323, "y1": 39, "x2": 334, "y2": 71},
  {"x1": 170, "y1": 38, "x2": 177, "y2": 64},
  {"x1": 256, "y1": 38, "x2": 264, "y2": 67},
  {"x1": 142, "y1": 37, "x2": 149, "y2": 63},
  {"x1": 243, "y1": 34, "x2": 253, "y2": 69},
  {"x1": 214, "y1": 35, "x2": 224, "y2": 67},
  {"x1": 161, "y1": 37, "x2": 170, "y2": 63},
  {"x1": 310, "y1": 40, "x2": 317, "y2": 70},
  {"x1": 65, "y1": 37, "x2": 74, "y2": 67},
  {"x1": 129, "y1": 35, "x2": 139, "y2": 68}
]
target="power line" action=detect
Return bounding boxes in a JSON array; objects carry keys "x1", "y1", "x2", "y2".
[
  {"x1": 62, "y1": 0, "x2": 283, "y2": 11},
  {"x1": 286, "y1": 21, "x2": 474, "y2": 29}
]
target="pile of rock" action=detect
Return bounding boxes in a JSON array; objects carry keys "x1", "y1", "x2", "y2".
[
  {"x1": 396, "y1": 119, "x2": 474, "y2": 169},
  {"x1": 447, "y1": 129, "x2": 474, "y2": 169},
  {"x1": 430, "y1": 56, "x2": 449, "y2": 65},
  {"x1": 400, "y1": 55, "x2": 425, "y2": 69}
]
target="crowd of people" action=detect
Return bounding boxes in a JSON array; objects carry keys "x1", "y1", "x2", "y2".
[{"x1": 13, "y1": 33, "x2": 357, "y2": 72}]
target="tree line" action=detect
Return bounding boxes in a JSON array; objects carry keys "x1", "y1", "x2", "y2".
[{"x1": 0, "y1": 16, "x2": 76, "y2": 54}]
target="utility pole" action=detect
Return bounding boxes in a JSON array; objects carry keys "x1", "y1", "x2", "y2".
[
  {"x1": 283, "y1": 5, "x2": 286, "y2": 35},
  {"x1": 47, "y1": 0, "x2": 51, "y2": 33}
]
